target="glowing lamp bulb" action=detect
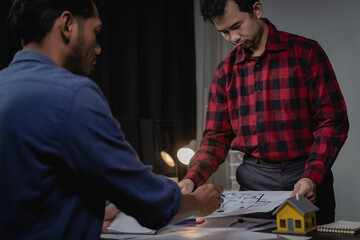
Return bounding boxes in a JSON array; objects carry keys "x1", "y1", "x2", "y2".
[{"x1": 177, "y1": 147, "x2": 195, "y2": 165}]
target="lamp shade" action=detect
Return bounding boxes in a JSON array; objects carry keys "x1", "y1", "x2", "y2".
[
  {"x1": 177, "y1": 140, "x2": 197, "y2": 165},
  {"x1": 160, "y1": 151, "x2": 175, "y2": 167}
]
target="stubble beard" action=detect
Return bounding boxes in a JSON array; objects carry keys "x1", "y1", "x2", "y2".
[
  {"x1": 64, "y1": 36, "x2": 87, "y2": 76},
  {"x1": 64, "y1": 20, "x2": 89, "y2": 77}
]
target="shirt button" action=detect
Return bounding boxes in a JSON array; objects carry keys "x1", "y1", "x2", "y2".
[
  {"x1": 258, "y1": 114, "x2": 263, "y2": 119},
  {"x1": 256, "y1": 89, "x2": 261, "y2": 94},
  {"x1": 255, "y1": 64, "x2": 260, "y2": 69},
  {"x1": 259, "y1": 143, "x2": 265, "y2": 148}
]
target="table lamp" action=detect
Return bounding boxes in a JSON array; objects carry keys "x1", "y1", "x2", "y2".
[{"x1": 176, "y1": 140, "x2": 197, "y2": 165}]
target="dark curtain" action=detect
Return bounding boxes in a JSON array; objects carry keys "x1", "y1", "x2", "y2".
[
  {"x1": 0, "y1": 0, "x2": 20, "y2": 68},
  {"x1": 92, "y1": 0, "x2": 196, "y2": 151},
  {"x1": 0, "y1": 1, "x2": 196, "y2": 167}
]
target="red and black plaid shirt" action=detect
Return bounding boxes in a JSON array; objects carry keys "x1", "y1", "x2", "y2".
[{"x1": 186, "y1": 19, "x2": 349, "y2": 186}]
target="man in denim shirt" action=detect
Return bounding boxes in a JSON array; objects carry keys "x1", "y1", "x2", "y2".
[{"x1": 0, "y1": 0, "x2": 224, "y2": 239}]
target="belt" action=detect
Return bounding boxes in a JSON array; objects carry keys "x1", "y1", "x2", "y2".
[{"x1": 243, "y1": 154, "x2": 308, "y2": 165}]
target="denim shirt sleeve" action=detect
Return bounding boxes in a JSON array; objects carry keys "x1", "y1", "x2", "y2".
[{"x1": 63, "y1": 82, "x2": 181, "y2": 230}]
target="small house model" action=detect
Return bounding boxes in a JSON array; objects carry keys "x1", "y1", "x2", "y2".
[{"x1": 273, "y1": 194, "x2": 319, "y2": 234}]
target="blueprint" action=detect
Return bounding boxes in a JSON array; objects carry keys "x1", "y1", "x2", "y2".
[{"x1": 205, "y1": 191, "x2": 291, "y2": 218}]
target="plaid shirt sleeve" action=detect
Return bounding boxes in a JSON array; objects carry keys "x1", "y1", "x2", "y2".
[
  {"x1": 184, "y1": 61, "x2": 235, "y2": 187},
  {"x1": 301, "y1": 42, "x2": 349, "y2": 185}
]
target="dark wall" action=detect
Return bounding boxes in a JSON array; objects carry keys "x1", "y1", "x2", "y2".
[{"x1": 0, "y1": 1, "x2": 196, "y2": 167}]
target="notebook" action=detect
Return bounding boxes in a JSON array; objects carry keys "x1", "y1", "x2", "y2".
[
  {"x1": 317, "y1": 220, "x2": 360, "y2": 234},
  {"x1": 107, "y1": 212, "x2": 157, "y2": 235}
]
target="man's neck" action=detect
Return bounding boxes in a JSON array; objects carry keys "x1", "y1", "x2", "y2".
[
  {"x1": 24, "y1": 40, "x2": 65, "y2": 68},
  {"x1": 23, "y1": 42, "x2": 47, "y2": 55},
  {"x1": 249, "y1": 21, "x2": 268, "y2": 57}
]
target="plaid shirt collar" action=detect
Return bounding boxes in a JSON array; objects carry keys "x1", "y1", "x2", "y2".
[{"x1": 234, "y1": 18, "x2": 287, "y2": 64}]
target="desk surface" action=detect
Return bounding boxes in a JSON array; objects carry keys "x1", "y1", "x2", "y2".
[{"x1": 101, "y1": 216, "x2": 360, "y2": 240}]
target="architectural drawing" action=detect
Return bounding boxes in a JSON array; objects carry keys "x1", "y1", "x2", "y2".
[
  {"x1": 219, "y1": 192, "x2": 270, "y2": 212},
  {"x1": 205, "y1": 191, "x2": 291, "y2": 218}
]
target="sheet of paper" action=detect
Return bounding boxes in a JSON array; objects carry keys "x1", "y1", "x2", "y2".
[
  {"x1": 107, "y1": 212, "x2": 156, "y2": 234},
  {"x1": 205, "y1": 191, "x2": 291, "y2": 218}
]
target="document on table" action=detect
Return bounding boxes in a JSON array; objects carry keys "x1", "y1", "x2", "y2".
[
  {"x1": 107, "y1": 212, "x2": 156, "y2": 235},
  {"x1": 205, "y1": 191, "x2": 291, "y2": 218}
]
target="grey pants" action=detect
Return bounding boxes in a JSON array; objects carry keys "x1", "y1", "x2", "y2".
[{"x1": 236, "y1": 155, "x2": 335, "y2": 225}]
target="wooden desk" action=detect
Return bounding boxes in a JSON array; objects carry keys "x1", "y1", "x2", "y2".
[{"x1": 101, "y1": 216, "x2": 360, "y2": 240}]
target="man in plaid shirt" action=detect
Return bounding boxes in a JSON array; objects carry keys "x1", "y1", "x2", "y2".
[{"x1": 179, "y1": 0, "x2": 349, "y2": 224}]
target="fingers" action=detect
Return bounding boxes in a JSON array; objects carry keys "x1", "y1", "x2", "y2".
[
  {"x1": 192, "y1": 184, "x2": 225, "y2": 216},
  {"x1": 290, "y1": 185, "x2": 300, "y2": 198},
  {"x1": 102, "y1": 203, "x2": 121, "y2": 234},
  {"x1": 291, "y1": 178, "x2": 317, "y2": 203},
  {"x1": 101, "y1": 220, "x2": 112, "y2": 233},
  {"x1": 104, "y1": 203, "x2": 120, "y2": 221},
  {"x1": 303, "y1": 189, "x2": 316, "y2": 203},
  {"x1": 178, "y1": 179, "x2": 195, "y2": 194},
  {"x1": 216, "y1": 185, "x2": 224, "y2": 195},
  {"x1": 209, "y1": 184, "x2": 224, "y2": 212},
  {"x1": 219, "y1": 196, "x2": 224, "y2": 205}
]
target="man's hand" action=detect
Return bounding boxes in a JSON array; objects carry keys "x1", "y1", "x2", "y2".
[
  {"x1": 191, "y1": 184, "x2": 224, "y2": 216},
  {"x1": 172, "y1": 183, "x2": 224, "y2": 223},
  {"x1": 290, "y1": 178, "x2": 317, "y2": 203},
  {"x1": 178, "y1": 178, "x2": 195, "y2": 194},
  {"x1": 101, "y1": 203, "x2": 120, "y2": 233}
]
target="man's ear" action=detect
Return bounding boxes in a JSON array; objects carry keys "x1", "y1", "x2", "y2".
[
  {"x1": 58, "y1": 11, "x2": 74, "y2": 43},
  {"x1": 252, "y1": 2, "x2": 263, "y2": 19}
]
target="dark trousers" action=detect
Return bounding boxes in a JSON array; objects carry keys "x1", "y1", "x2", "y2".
[{"x1": 236, "y1": 155, "x2": 335, "y2": 225}]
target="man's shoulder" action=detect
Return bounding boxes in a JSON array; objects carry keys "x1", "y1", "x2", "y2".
[
  {"x1": 47, "y1": 66, "x2": 94, "y2": 89},
  {"x1": 26, "y1": 60, "x2": 95, "y2": 92},
  {"x1": 278, "y1": 30, "x2": 318, "y2": 50},
  {"x1": 216, "y1": 47, "x2": 239, "y2": 71},
  {"x1": 3, "y1": 50, "x2": 96, "y2": 90}
]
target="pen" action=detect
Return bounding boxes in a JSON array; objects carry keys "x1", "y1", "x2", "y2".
[
  {"x1": 246, "y1": 220, "x2": 274, "y2": 230},
  {"x1": 175, "y1": 218, "x2": 196, "y2": 225},
  {"x1": 229, "y1": 218, "x2": 244, "y2": 227},
  {"x1": 175, "y1": 218, "x2": 205, "y2": 225},
  {"x1": 179, "y1": 219, "x2": 205, "y2": 225}
]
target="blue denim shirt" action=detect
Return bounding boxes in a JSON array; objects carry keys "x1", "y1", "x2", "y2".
[{"x1": 0, "y1": 50, "x2": 181, "y2": 239}]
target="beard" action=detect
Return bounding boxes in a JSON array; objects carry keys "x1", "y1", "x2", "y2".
[
  {"x1": 64, "y1": 25, "x2": 93, "y2": 77},
  {"x1": 239, "y1": 40, "x2": 254, "y2": 49},
  {"x1": 64, "y1": 46, "x2": 87, "y2": 76}
]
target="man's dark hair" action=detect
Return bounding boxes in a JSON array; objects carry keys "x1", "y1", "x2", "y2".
[
  {"x1": 8, "y1": 0, "x2": 101, "y2": 46},
  {"x1": 200, "y1": 0, "x2": 259, "y2": 22}
]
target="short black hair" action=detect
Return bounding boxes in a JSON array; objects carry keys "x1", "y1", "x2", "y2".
[
  {"x1": 8, "y1": 0, "x2": 102, "y2": 46},
  {"x1": 200, "y1": 0, "x2": 259, "y2": 22}
]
